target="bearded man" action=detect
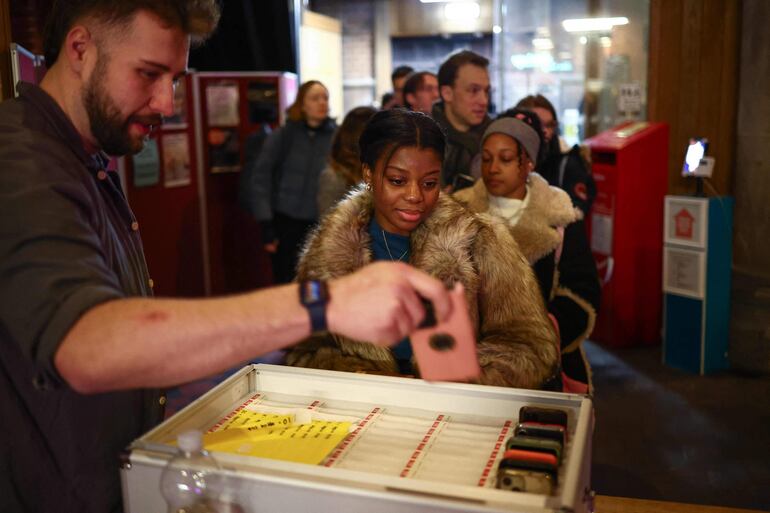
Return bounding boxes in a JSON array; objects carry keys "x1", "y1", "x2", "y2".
[{"x1": 0, "y1": 2, "x2": 453, "y2": 512}]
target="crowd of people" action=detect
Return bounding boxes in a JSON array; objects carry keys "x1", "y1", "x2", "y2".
[
  {"x1": 244, "y1": 50, "x2": 600, "y2": 391},
  {"x1": 0, "y1": 1, "x2": 600, "y2": 511}
]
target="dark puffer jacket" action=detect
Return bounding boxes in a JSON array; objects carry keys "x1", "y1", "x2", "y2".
[{"x1": 248, "y1": 118, "x2": 336, "y2": 224}]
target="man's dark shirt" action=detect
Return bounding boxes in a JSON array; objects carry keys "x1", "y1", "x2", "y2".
[
  {"x1": 431, "y1": 101, "x2": 491, "y2": 190},
  {"x1": 0, "y1": 83, "x2": 163, "y2": 513}
]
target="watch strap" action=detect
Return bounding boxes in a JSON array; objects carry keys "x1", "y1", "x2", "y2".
[{"x1": 299, "y1": 280, "x2": 328, "y2": 333}]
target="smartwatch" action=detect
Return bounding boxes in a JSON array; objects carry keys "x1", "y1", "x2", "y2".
[{"x1": 299, "y1": 280, "x2": 329, "y2": 333}]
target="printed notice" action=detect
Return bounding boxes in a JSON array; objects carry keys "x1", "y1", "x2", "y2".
[
  {"x1": 162, "y1": 133, "x2": 191, "y2": 188},
  {"x1": 663, "y1": 247, "x2": 704, "y2": 299},
  {"x1": 590, "y1": 213, "x2": 613, "y2": 255},
  {"x1": 133, "y1": 138, "x2": 160, "y2": 187},
  {"x1": 206, "y1": 82, "x2": 240, "y2": 126},
  {"x1": 202, "y1": 409, "x2": 351, "y2": 465},
  {"x1": 618, "y1": 82, "x2": 642, "y2": 114}
]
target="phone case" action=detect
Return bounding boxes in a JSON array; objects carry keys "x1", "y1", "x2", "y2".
[
  {"x1": 505, "y1": 435, "x2": 563, "y2": 463},
  {"x1": 496, "y1": 457, "x2": 559, "y2": 494},
  {"x1": 502, "y1": 449, "x2": 558, "y2": 467},
  {"x1": 518, "y1": 406, "x2": 568, "y2": 428},
  {"x1": 496, "y1": 467, "x2": 555, "y2": 495},
  {"x1": 514, "y1": 422, "x2": 566, "y2": 446},
  {"x1": 411, "y1": 286, "x2": 480, "y2": 382}
]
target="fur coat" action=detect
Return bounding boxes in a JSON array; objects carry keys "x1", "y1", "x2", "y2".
[
  {"x1": 454, "y1": 173, "x2": 600, "y2": 388},
  {"x1": 286, "y1": 186, "x2": 559, "y2": 389}
]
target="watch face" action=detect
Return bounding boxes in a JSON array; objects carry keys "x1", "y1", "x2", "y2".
[{"x1": 302, "y1": 280, "x2": 327, "y2": 304}]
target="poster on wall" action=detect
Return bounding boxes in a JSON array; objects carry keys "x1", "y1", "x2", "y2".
[
  {"x1": 162, "y1": 133, "x2": 191, "y2": 187},
  {"x1": 208, "y1": 128, "x2": 240, "y2": 173},
  {"x1": 206, "y1": 82, "x2": 240, "y2": 126},
  {"x1": 163, "y1": 80, "x2": 188, "y2": 128},
  {"x1": 663, "y1": 247, "x2": 705, "y2": 299},
  {"x1": 133, "y1": 138, "x2": 160, "y2": 187}
]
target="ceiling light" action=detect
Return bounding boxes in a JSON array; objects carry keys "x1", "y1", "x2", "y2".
[
  {"x1": 493, "y1": 25, "x2": 502, "y2": 34},
  {"x1": 562, "y1": 17, "x2": 629, "y2": 33},
  {"x1": 445, "y1": 2, "x2": 480, "y2": 20},
  {"x1": 600, "y1": 36, "x2": 612, "y2": 48}
]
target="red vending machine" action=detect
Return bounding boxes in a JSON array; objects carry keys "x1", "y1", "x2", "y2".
[{"x1": 585, "y1": 121, "x2": 669, "y2": 347}]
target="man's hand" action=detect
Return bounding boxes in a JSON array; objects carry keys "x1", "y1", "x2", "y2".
[{"x1": 325, "y1": 262, "x2": 453, "y2": 345}]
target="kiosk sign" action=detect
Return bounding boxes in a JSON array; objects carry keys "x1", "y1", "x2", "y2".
[
  {"x1": 674, "y1": 208, "x2": 695, "y2": 240},
  {"x1": 664, "y1": 197, "x2": 707, "y2": 249}
]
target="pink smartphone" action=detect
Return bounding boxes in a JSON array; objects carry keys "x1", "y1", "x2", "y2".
[{"x1": 411, "y1": 286, "x2": 480, "y2": 382}]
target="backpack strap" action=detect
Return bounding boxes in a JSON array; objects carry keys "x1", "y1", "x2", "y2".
[{"x1": 558, "y1": 153, "x2": 569, "y2": 188}]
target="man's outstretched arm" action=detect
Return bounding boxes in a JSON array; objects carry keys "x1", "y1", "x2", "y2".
[{"x1": 54, "y1": 262, "x2": 452, "y2": 393}]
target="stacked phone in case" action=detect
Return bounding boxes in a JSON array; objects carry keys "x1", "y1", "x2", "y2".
[{"x1": 496, "y1": 406, "x2": 568, "y2": 495}]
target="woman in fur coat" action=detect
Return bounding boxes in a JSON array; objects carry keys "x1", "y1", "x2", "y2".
[
  {"x1": 455, "y1": 111, "x2": 600, "y2": 393},
  {"x1": 286, "y1": 109, "x2": 559, "y2": 390}
]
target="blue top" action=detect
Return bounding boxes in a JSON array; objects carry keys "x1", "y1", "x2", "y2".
[{"x1": 368, "y1": 217, "x2": 414, "y2": 373}]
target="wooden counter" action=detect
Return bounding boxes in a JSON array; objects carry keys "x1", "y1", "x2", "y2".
[{"x1": 597, "y1": 495, "x2": 766, "y2": 513}]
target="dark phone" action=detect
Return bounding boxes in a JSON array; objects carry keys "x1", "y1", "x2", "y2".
[
  {"x1": 682, "y1": 137, "x2": 709, "y2": 176},
  {"x1": 519, "y1": 406, "x2": 568, "y2": 428},
  {"x1": 506, "y1": 435, "x2": 563, "y2": 463},
  {"x1": 514, "y1": 422, "x2": 566, "y2": 446},
  {"x1": 418, "y1": 298, "x2": 436, "y2": 329}
]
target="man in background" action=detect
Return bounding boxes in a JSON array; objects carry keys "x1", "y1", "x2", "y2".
[
  {"x1": 403, "y1": 71, "x2": 439, "y2": 114},
  {"x1": 431, "y1": 50, "x2": 492, "y2": 191},
  {"x1": 0, "y1": 2, "x2": 452, "y2": 511},
  {"x1": 382, "y1": 64, "x2": 414, "y2": 109},
  {"x1": 516, "y1": 94, "x2": 596, "y2": 216}
]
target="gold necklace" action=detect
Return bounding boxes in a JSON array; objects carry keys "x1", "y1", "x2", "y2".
[{"x1": 382, "y1": 229, "x2": 409, "y2": 262}]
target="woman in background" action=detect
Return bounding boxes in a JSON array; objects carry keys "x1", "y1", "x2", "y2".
[
  {"x1": 455, "y1": 110, "x2": 600, "y2": 393},
  {"x1": 515, "y1": 94, "x2": 596, "y2": 216},
  {"x1": 249, "y1": 80, "x2": 336, "y2": 283},
  {"x1": 317, "y1": 106, "x2": 377, "y2": 216},
  {"x1": 287, "y1": 109, "x2": 558, "y2": 389}
]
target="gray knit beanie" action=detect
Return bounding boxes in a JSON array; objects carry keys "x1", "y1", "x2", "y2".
[{"x1": 481, "y1": 117, "x2": 540, "y2": 164}]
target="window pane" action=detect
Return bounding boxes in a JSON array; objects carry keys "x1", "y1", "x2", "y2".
[{"x1": 493, "y1": 0, "x2": 649, "y2": 142}]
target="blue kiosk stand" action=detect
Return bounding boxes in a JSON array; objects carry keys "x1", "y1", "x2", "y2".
[{"x1": 662, "y1": 195, "x2": 733, "y2": 374}]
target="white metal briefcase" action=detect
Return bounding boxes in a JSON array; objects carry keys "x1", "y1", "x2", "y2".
[{"x1": 121, "y1": 364, "x2": 593, "y2": 513}]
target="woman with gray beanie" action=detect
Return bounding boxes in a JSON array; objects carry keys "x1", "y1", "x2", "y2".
[{"x1": 454, "y1": 109, "x2": 600, "y2": 393}]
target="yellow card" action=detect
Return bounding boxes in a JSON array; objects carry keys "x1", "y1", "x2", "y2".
[
  {"x1": 211, "y1": 410, "x2": 295, "y2": 433},
  {"x1": 203, "y1": 420, "x2": 351, "y2": 465}
]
